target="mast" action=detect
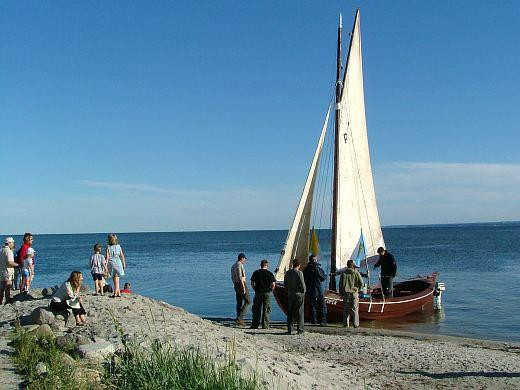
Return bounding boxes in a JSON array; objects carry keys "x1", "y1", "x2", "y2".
[{"x1": 329, "y1": 13, "x2": 342, "y2": 291}]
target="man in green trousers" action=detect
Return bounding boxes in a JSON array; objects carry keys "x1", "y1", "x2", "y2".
[{"x1": 250, "y1": 259, "x2": 276, "y2": 329}]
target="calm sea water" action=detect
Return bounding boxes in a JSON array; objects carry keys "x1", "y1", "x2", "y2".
[{"x1": 9, "y1": 224, "x2": 520, "y2": 342}]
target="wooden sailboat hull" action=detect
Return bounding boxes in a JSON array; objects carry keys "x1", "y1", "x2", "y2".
[{"x1": 273, "y1": 273, "x2": 438, "y2": 321}]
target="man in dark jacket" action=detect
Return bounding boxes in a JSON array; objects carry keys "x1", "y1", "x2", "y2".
[
  {"x1": 284, "y1": 259, "x2": 306, "y2": 334},
  {"x1": 374, "y1": 247, "x2": 397, "y2": 297},
  {"x1": 303, "y1": 255, "x2": 327, "y2": 325}
]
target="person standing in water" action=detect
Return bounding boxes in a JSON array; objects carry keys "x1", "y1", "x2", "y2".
[{"x1": 106, "y1": 234, "x2": 126, "y2": 298}]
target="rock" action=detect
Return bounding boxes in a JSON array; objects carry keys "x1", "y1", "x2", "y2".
[
  {"x1": 73, "y1": 367, "x2": 102, "y2": 385},
  {"x1": 42, "y1": 287, "x2": 54, "y2": 297},
  {"x1": 77, "y1": 339, "x2": 115, "y2": 363},
  {"x1": 59, "y1": 352, "x2": 76, "y2": 368},
  {"x1": 36, "y1": 362, "x2": 47, "y2": 376},
  {"x1": 30, "y1": 324, "x2": 55, "y2": 339},
  {"x1": 29, "y1": 307, "x2": 57, "y2": 326},
  {"x1": 22, "y1": 324, "x2": 39, "y2": 332},
  {"x1": 79, "y1": 284, "x2": 90, "y2": 294},
  {"x1": 56, "y1": 333, "x2": 91, "y2": 349}
]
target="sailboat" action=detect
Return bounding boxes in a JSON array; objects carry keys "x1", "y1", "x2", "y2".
[{"x1": 273, "y1": 10, "x2": 442, "y2": 321}]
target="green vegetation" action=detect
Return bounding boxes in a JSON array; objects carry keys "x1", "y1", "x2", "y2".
[
  {"x1": 104, "y1": 339, "x2": 262, "y2": 390},
  {"x1": 10, "y1": 330, "x2": 92, "y2": 390},
  {"x1": 11, "y1": 329, "x2": 262, "y2": 390}
]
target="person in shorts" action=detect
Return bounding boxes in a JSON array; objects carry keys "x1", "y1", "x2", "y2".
[
  {"x1": 20, "y1": 247, "x2": 35, "y2": 293},
  {"x1": 90, "y1": 243, "x2": 108, "y2": 295}
]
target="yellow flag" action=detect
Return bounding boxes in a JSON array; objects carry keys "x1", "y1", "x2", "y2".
[{"x1": 309, "y1": 227, "x2": 320, "y2": 256}]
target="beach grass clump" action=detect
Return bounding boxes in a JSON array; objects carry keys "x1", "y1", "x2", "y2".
[
  {"x1": 10, "y1": 329, "x2": 90, "y2": 390},
  {"x1": 104, "y1": 339, "x2": 261, "y2": 390}
]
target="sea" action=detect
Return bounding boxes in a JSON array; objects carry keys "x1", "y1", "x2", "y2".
[{"x1": 8, "y1": 223, "x2": 520, "y2": 343}]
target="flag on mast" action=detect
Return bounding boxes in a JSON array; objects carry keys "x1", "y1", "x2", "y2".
[{"x1": 309, "y1": 227, "x2": 320, "y2": 257}]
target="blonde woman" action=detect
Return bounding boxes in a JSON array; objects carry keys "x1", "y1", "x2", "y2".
[
  {"x1": 50, "y1": 271, "x2": 87, "y2": 326},
  {"x1": 106, "y1": 233, "x2": 126, "y2": 298}
]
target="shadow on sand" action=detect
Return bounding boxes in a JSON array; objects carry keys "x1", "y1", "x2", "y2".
[{"x1": 398, "y1": 370, "x2": 520, "y2": 379}]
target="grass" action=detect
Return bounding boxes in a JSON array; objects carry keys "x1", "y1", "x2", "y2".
[
  {"x1": 10, "y1": 330, "x2": 92, "y2": 390},
  {"x1": 11, "y1": 329, "x2": 262, "y2": 390},
  {"x1": 103, "y1": 339, "x2": 262, "y2": 390}
]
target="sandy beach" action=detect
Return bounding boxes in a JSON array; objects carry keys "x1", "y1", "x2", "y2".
[{"x1": 1, "y1": 289, "x2": 519, "y2": 389}]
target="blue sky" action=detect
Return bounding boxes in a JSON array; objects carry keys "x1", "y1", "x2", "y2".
[{"x1": 1, "y1": 1, "x2": 519, "y2": 234}]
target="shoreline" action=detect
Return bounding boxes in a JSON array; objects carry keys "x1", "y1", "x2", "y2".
[
  {"x1": 206, "y1": 316, "x2": 520, "y2": 348},
  {"x1": 1, "y1": 288, "x2": 519, "y2": 389}
]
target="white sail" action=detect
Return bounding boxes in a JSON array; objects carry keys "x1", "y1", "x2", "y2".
[
  {"x1": 335, "y1": 10, "x2": 384, "y2": 270},
  {"x1": 275, "y1": 106, "x2": 331, "y2": 281}
]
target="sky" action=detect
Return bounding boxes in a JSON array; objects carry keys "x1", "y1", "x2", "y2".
[{"x1": 1, "y1": 1, "x2": 519, "y2": 234}]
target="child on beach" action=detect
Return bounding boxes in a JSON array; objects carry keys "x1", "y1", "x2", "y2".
[
  {"x1": 121, "y1": 282, "x2": 131, "y2": 294},
  {"x1": 106, "y1": 233, "x2": 126, "y2": 298},
  {"x1": 90, "y1": 244, "x2": 108, "y2": 295},
  {"x1": 20, "y1": 247, "x2": 35, "y2": 293}
]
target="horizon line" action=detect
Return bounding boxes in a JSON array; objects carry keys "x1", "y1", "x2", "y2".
[{"x1": 2, "y1": 219, "x2": 519, "y2": 236}]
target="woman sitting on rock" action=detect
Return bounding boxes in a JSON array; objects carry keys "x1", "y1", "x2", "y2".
[{"x1": 50, "y1": 270, "x2": 87, "y2": 326}]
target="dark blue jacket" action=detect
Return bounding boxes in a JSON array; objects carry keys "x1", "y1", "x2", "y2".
[{"x1": 303, "y1": 262, "x2": 326, "y2": 297}]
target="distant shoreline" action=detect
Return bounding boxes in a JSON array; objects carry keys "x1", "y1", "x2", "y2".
[{"x1": 3, "y1": 220, "x2": 520, "y2": 236}]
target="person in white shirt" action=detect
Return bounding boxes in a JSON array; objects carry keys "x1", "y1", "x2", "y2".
[
  {"x1": 21, "y1": 247, "x2": 35, "y2": 293},
  {"x1": 0, "y1": 237, "x2": 18, "y2": 304}
]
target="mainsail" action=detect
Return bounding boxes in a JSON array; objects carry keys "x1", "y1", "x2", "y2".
[
  {"x1": 275, "y1": 106, "x2": 331, "y2": 281},
  {"x1": 335, "y1": 10, "x2": 384, "y2": 270}
]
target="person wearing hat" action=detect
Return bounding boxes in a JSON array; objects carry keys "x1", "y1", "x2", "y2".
[
  {"x1": 231, "y1": 253, "x2": 251, "y2": 326},
  {"x1": 0, "y1": 237, "x2": 18, "y2": 304},
  {"x1": 20, "y1": 247, "x2": 35, "y2": 293},
  {"x1": 339, "y1": 259, "x2": 364, "y2": 328}
]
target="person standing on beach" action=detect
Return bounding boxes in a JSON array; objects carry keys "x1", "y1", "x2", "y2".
[
  {"x1": 14, "y1": 233, "x2": 33, "y2": 290},
  {"x1": 106, "y1": 234, "x2": 126, "y2": 298},
  {"x1": 231, "y1": 253, "x2": 250, "y2": 327},
  {"x1": 90, "y1": 244, "x2": 108, "y2": 295},
  {"x1": 303, "y1": 254, "x2": 327, "y2": 325},
  {"x1": 0, "y1": 237, "x2": 18, "y2": 304},
  {"x1": 250, "y1": 259, "x2": 276, "y2": 329},
  {"x1": 284, "y1": 259, "x2": 306, "y2": 334},
  {"x1": 20, "y1": 247, "x2": 35, "y2": 293},
  {"x1": 374, "y1": 247, "x2": 397, "y2": 298},
  {"x1": 339, "y1": 260, "x2": 364, "y2": 328}
]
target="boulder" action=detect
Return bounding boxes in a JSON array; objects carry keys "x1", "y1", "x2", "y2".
[
  {"x1": 73, "y1": 367, "x2": 102, "y2": 385},
  {"x1": 77, "y1": 338, "x2": 115, "y2": 363},
  {"x1": 79, "y1": 284, "x2": 90, "y2": 294},
  {"x1": 42, "y1": 287, "x2": 54, "y2": 297},
  {"x1": 29, "y1": 307, "x2": 57, "y2": 326},
  {"x1": 56, "y1": 333, "x2": 91, "y2": 349},
  {"x1": 36, "y1": 362, "x2": 47, "y2": 376},
  {"x1": 30, "y1": 324, "x2": 55, "y2": 339},
  {"x1": 22, "y1": 324, "x2": 39, "y2": 333},
  {"x1": 59, "y1": 352, "x2": 76, "y2": 368}
]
